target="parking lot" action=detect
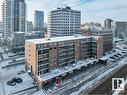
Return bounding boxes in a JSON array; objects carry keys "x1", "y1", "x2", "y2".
[{"x1": 0, "y1": 59, "x2": 36, "y2": 95}]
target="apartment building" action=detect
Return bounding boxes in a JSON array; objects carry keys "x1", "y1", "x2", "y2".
[
  {"x1": 2, "y1": 0, "x2": 26, "y2": 38},
  {"x1": 80, "y1": 26, "x2": 113, "y2": 53},
  {"x1": 6, "y1": 31, "x2": 45, "y2": 53},
  {"x1": 34, "y1": 10, "x2": 44, "y2": 31},
  {"x1": 91, "y1": 29, "x2": 113, "y2": 53},
  {"x1": 25, "y1": 35, "x2": 103, "y2": 88},
  {"x1": 111, "y1": 21, "x2": 127, "y2": 39},
  {"x1": 2, "y1": 0, "x2": 14, "y2": 38},
  {"x1": 47, "y1": 6, "x2": 81, "y2": 37}
]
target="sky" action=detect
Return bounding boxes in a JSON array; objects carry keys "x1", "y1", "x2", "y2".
[{"x1": 0, "y1": 0, "x2": 127, "y2": 24}]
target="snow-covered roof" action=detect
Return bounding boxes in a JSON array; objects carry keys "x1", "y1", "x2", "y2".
[{"x1": 26, "y1": 35, "x2": 101, "y2": 44}]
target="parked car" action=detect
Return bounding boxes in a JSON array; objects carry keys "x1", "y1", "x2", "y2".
[
  {"x1": 117, "y1": 53, "x2": 122, "y2": 56},
  {"x1": 110, "y1": 57, "x2": 115, "y2": 59},
  {"x1": 114, "y1": 55, "x2": 119, "y2": 57},
  {"x1": 122, "y1": 51, "x2": 126, "y2": 54},
  {"x1": 12, "y1": 77, "x2": 23, "y2": 83},
  {"x1": 7, "y1": 80, "x2": 16, "y2": 86}
]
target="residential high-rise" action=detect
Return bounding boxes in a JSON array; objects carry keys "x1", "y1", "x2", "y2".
[
  {"x1": 80, "y1": 24, "x2": 113, "y2": 53},
  {"x1": 48, "y1": 6, "x2": 81, "y2": 37},
  {"x1": 111, "y1": 21, "x2": 127, "y2": 39},
  {"x1": 2, "y1": 0, "x2": 14, "y2": 38},
  {"x1": 104, "y1": 19, "x2": 113, "y2": 29},
  {"x1": 2, "y1": 0, "x2": 26, "y2": 38},
  {"x1": 34, "y1": 10, "x2": 44, "y2": 31},
  {"x1": 14, "y1": 0, "x2": 26, "y2": 32}
]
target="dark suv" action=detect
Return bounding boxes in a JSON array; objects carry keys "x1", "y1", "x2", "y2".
[
  {"x1": 7, "y1": 80, "x2": 16, "y2": 86},
  {"x1": 12, "y1": 77, "x2": 23, "y2": 83},
  {"x1": 7, "y1": 77, "x2": 23, "y2": 86}
]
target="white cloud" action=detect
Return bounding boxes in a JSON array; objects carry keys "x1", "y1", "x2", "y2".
[{"x1": 75, "y1": 0, "x2": 127, "y2": 23}]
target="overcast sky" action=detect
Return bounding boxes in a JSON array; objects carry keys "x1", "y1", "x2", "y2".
[{"x1": 0, "y1": 0, "x2": 127, "y2": 24}]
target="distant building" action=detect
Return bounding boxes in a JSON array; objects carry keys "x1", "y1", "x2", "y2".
[
  {"x1": 25, "y1": 35, "x2": 103, "y2": 88},
  {"x1": 48, "y1": 6, "x2": 81, "y2": 37},
  {"x1": 111, "y1": 21, "x2": 127, "y2": 39},
  {"x1": 26, "y1": 21, "x2": 33, "y2": 32},
  {"x1": 80, "y1": 26, "x2": 113, "y2": 53},
  {"x1": 104, "y1": 19, "x2": 113, "y2": 29},
  {"x1": 2, "y1": 0, "x2": 26, "y2": 38},
  {"x1": 6, "y1": 31, "x2": 45, "y2": 53},
  {"x1": 34, "y1": 10, "x2": 44, "y2": 31},
  {"x1": 11, "y1": 32, "x2": 25, "y2": 52},
  {"x1": 14, "y1": 0, "x2": 26, "y2": 32}
]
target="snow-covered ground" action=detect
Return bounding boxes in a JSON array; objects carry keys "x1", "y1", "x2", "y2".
[
  {"x1": 0, "y1": 59, "x2": 35, "y2": 95},
  {"x1": 0, "y1": 47, "x2": 5, "y2": 53},
  {"x1": 2, "y1": 53, "x2": 9, "y2": 59},
  {"x1": 71, "y1": 57, "x2": 127, "y2": 95}
]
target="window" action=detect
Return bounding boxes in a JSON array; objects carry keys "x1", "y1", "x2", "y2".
[
  {"x1": 43, "y1": 69, "x2": 49, "y2": 74},
  {"x1": 44, "y1": 44, "x2": 47, "y2": 47}
]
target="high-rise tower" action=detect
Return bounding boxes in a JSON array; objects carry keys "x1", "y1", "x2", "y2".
[
  {"x1": 2, "y1": 0, "x2": 26, "y2": 38},
  {"x1": 48, "y1": 6, "x2": 81, "y2": 37}
]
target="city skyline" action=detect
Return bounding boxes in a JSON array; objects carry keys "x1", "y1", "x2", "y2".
[{"x1": 0, "y1": 0, "x2": 127, "y2": 24}]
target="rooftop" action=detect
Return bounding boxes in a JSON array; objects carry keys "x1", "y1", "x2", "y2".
[
  {"x1": 26, "y1": 35, "x2": 101, "y2": 44},
  {"x1": 50, "y1": 6, "x2": 80, "y2": 13}
]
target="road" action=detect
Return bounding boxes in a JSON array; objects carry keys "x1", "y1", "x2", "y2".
[
  {"x1": 82, "y1": 54, "x2": 127, "y2": 95},
  {"x1": 53, "y1": 53, "x2": 127, "y2": 95},
  {"x1": 0, "y1": 55, "x2": 24, "y2": 63},
  {"x1": 52, "y1": 64, "x2": 105, "y2": 94}
]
